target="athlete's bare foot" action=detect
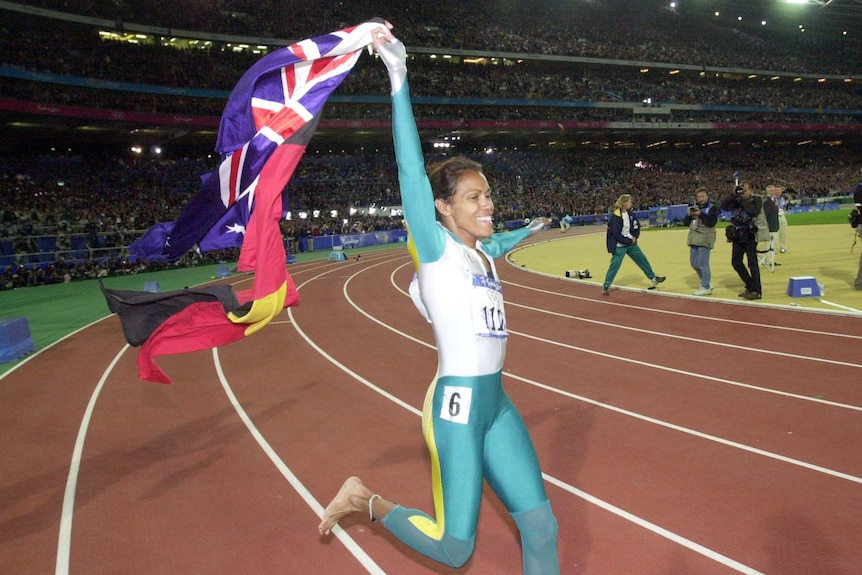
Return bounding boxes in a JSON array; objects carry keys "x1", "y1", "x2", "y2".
[{"x1": 318, "y1": 476, "x2": 373, "y2": 535}]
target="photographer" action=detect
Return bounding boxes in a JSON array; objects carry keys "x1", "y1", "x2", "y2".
[
  {"x1": 683, "y1": 187, "x2": 719, "y2": 296},
  {"x1": 720, "y1": 181, "x2": 763, "y2": 300},
  {"x1": 853, "y1": 170, "x2": 862, "y2": 290}
]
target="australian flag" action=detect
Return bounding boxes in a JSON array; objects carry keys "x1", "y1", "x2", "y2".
[
  {"x1": 112, "y1": 20, "x2": 387, "y2": 383},
  {"x1": 131, "y1": 18, "x2": 387, "y2": 261}
]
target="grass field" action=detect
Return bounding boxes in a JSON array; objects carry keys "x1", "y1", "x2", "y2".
[
  {"x1": 783, "y1": 210, "x2": 851, "y2": 226},
  {"x1": 672, "y1": 205, "x2": 853, "y2": 230}
]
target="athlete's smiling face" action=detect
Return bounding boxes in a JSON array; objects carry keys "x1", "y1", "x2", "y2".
[{"x1": 435, "y1": 169, "x2": 494, "y2": 245}]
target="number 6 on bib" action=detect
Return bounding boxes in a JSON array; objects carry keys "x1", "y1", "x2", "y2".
[{"x1": 440, "y1": 386, "x2": 472, "y2": 425}]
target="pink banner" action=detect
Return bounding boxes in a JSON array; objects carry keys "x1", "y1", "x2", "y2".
[
  {"x1": 0, "y1": 98, "x2": 220, "y2": 127},
  {"x1": 3, "y1": 98, "x2": 859, "y2": 133}
]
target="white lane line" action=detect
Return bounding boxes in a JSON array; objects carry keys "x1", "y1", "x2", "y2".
[
  {"x1": 212, "y1": 349, "x2": 388, "y2": 575},
  {"x1": 392, "y1": 255, "x2": 862, "y2": 410},
  {"x1": 506, "y1": 368, "x2": 862, "y2": 486},
  {"x1": 509, "y1": 299, "x2": 861, "y2": 370},
  {"x1": 291, "y1": 258, "x2": 423, "y2": 416},
  {"x1": 510, "y1": 325, "x2": 862, "y2": 412},
  {"x1": 503, "y1": 278, "x2": 862, "y2": 340},
  {"x1": 55, "y1": 344, "x2": 130, "y2": 575},
  {"x1": 817, "y1": 298, "x2": 862, "y2": 314},
  {"x1": 541, "y1": 474, "x2": 766, "y2": 575},
  {"x1": 388, "y1": 260, "x2": 861, "y2": 408}
]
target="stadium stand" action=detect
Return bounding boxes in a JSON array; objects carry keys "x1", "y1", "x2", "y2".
[{"x1": 1, "y1": 0, "x2": 861, "y2": 287}]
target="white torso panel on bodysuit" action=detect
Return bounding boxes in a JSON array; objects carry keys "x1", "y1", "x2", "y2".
[{"x1": 411, "y1": 227, "x2": 507, "y2": 378}]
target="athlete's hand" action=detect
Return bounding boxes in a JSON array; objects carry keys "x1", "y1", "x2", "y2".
[
  {"x1": 370, "y1": 21, "x2": 395, "y2": 50},
  {"x1": 371, "y1": 22, "x2": 406, "y2": 95},
  {"x1": 526, "y1": 217, "x2": 551, "y2": 234}
]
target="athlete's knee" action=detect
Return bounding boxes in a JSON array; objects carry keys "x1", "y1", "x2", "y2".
[
  {"x1": 381, "y1": 506, "x2": 476, "y2": 567},
  {"x1": 512, "y1": 500, "x2": 558, "y2": 536},
  {"x1": 440, "y1": 533, "x2": 475, "y2": 568}
]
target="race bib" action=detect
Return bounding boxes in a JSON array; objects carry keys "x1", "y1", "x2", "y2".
[
  {"x1": 472, "y1": 275, "x2": 507, "y2": 338},
  {"x1": 440, "y1": 386, "x2": 472, "y2": 425}
]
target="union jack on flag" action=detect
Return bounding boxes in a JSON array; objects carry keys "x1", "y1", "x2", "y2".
[
  {"x1": 135, "y1": 19, "x2": 388, "y2": 260},
  {"x1": 119, "y1": 19, "x2": 388, "y2": 383}
]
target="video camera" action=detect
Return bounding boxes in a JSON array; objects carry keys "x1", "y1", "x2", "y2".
[{"x1": 734, "y1": 185, "x2": 745, "y2": 195}]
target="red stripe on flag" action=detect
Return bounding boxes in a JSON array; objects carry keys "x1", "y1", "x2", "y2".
[
  {"x1": 252, "y1": 106, "x2": 277, "y2": 133},
  {"x1": 283, "y1": 66, "x2": 296, "y2": 103},
  {"x1": 286, "y1": 46, "x2": 305, "y2": 95},
  {"x1": 309, "y1": 52, "x2": 355, "y2": 78},
  {"x1": 228, "y1": 150, "x2": 243, "y2": 205}
]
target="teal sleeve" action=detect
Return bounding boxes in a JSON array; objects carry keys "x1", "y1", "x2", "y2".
[
  {"x1": 481, "y1": 226, "x2": 532, "y2": 259},
  {"x1": 393, "y1": 80, "x2": 445, "y2": 264}
]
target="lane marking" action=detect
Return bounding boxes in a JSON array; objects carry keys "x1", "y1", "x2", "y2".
[
  {"x1": 817, "y1": 298, "x2": 862, "y2": 314},
  {"x1": 209, "y1": 257, "x2": 412, "y2": 574},
  {"x1": 507, "y1": 300, "x2": 862, "y2": 370},
  {"x1": 212, "y1": 349, "x2": 387, "y2": 575},
  {"x1": 51, "y1": 258, "x2": 392, "y2": 574},
  {"x1": 503, "y1": 278, "x2": 862, "y2": 340},
  {"x1": 506, "y1": 368, "x2": 862, "y2": 485},
  {"x1": 55, "y1": 344, "x2": 130, "y2": 575},
  {"x1": 509, "y1": 323, "x2": 862, "y2": 411},
  {"x1": 290, "y1": 258, "x2": 423, "y2": 416},
  {"x1": 380, "y1": 257, "x2": 862, "y2": 475},
  {"x1": 542, "y1": 473, "x2": 766, "y2": 575}
]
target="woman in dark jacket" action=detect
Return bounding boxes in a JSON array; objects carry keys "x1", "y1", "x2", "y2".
[{"x1": 601, "y1": 193, "x2": 665, "y2": 295}]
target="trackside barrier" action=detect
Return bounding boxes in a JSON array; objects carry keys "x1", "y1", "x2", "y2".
[
  {"x1": 0, "y1": 317, "x2": 34, "y2": 363},
  {"x1": 503, "y1": 202, "x2": 845, "y2": 231},
  {"x1": 297, "y1": 229, "x2": 408, "y2": 252}
]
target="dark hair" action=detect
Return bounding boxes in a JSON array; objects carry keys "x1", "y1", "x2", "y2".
[{"x1": 426, "y1": 156, "x2": 483, "y2": 203}]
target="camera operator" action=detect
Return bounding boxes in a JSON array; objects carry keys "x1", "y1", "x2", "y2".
[
  {"x1": 720, "y1": 180, "x2": 763, "y2": 300},
  {"x1": 683, "y1": 187, "x2": 718, "y2": 296}
]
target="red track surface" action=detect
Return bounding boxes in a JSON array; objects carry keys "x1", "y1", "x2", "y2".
[{"x1": 2, "y1": 236, "x2": 861, "y2": 575}]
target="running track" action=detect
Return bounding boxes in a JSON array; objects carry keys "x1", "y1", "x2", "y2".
[{"x1": 2, "y1": 233, "x2": 861, "y2": 575}]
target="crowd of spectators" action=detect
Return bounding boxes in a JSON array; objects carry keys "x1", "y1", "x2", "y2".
[
  {"x1": 11, "y1": 0, "x2": 862, "y2": 75},
  {"x1": 2, "y1": 1, "x2": 862, "y2": 290},
  {"x1": 2, "y1": 9, "x2": 862, "y2": 125},
  {"x1": 2, "y1": 143, "x2": 860, "y2": 289}
]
